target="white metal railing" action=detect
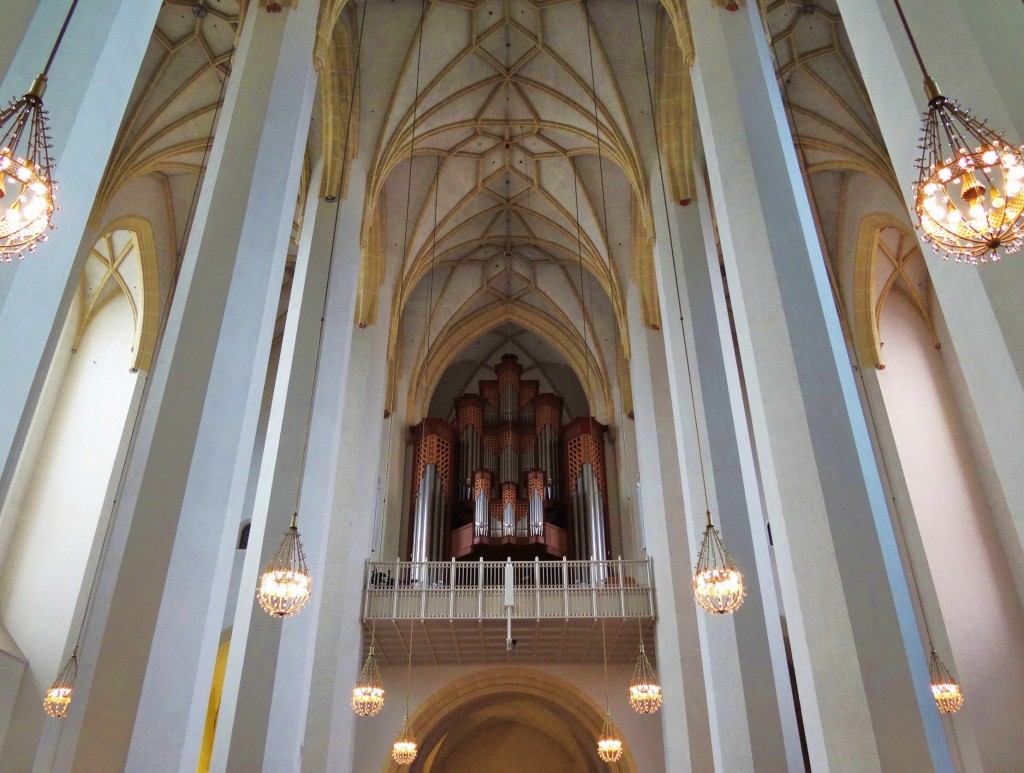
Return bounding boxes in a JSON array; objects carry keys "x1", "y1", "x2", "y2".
[{"x1": 363, "y1": 558, "x2": 655, "y2": 621}]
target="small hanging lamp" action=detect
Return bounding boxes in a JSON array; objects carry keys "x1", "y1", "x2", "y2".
[
  {"x1": 257, "y1": 512, "x2": 312, "y2": 618},
  {"x1": 595, "y1": 619, "x2": 624, "y2": 763},
  {"x1": 597, "y1": 710, "x2": 624, "y2": 763},
  {"x1": 392, "y1": 618, "x2": 418, "y2": 765},
  {"x1": 351, "y1": 639, "x2": 385, "y2": 717},
  {"x1": 928, "y1": 646, "x2": 965, "y2": 714},
  {"x1": 391, "y1": 711, "x2": 418, "y2": 765},
  {"x1": 43, "y1": 646, "x2": 78, "y2": 718},
  {"x1": 0, "y1": 0, "x2": 83, "y2": 260},
  {"x1": 693, "y1": 510, "x2": 746, "y2": 615},
  {"x1": 628, "y1": 639, "x2": 662, "y2": 715},
  {"x1": 891, "y1": 0, "x2": 1024, "y2": 264}
]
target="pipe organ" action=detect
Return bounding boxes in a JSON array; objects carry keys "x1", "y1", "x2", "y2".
[{"x1": 408, "y1": 354, "x2": 611, "y2": 562}]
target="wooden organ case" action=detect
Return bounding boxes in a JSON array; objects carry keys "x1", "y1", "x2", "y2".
[{"x1": 407, "y1": 354, "x2": 611, "y2": 562}]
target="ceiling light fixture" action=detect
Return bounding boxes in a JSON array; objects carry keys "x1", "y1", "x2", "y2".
[
  {"x1": 628, "y1": 635, "x2": 662, "y2": 715},
  {"x1": 928, "y1": 645, "x2": 965, "y2": 714},
  {"x1": 596, "y1": 619, "x2": 624, "y2": 763},
  {"x1": 392, "y1": 619, "x2": 418, "y2": 765},
  {"x1": 43, "y1": 646, "x2": 77, "y2": 718},
  {"x1": 0, "y1": 0, "x2": 83, "y2": 260},
  {"x1": 352, "y1": 627, "x2": 385, "y2": 717},
  {"x1": 892, "y1": 0, "x2": 1024, "y2": 264}
]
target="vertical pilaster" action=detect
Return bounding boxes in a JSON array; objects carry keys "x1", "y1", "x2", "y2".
[
  {"x1": 650, "y1": 172, "x2": 803, "y2": 771},
  {"x1": 685, "y1": 0, "x2": 951, "y2": 769},
  {"x1": 211, "y1": 155, "x2": 367, "y2": 772},
  {"x1": 42, "y1": 5, "x2": 319, "y2": 772},
  {"x1": 626, "y1": 286, "x2": 714, "y2": 773}
]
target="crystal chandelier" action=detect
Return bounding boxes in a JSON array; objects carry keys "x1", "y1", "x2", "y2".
[
  {"x1": 391, "y1": 711, "x2": 418, "y2": 765},
  {"x1": 0, "y1": 0, "x2": 83, "y2": 260},
  {"x1": 628, "y1": 640, "x2": 662, "y2": 715},
  {"x1": 43, "y1": 647, "x2": 78, "y2": 718},
  {"x1": 596, "y1": 710, "x2": 623, "y2": 764},
  {"x1": 257, "y1": 513, "x2": 312, "y2": 618},
  {"x1": 693, "y1": 511, "x2": 746, "y2": 615},
  {"x1": 893, "y1": 0, "x2": 1024, "y2": 264},
  {"x1": 351, "y1": 642, "x2": 385, "y2": 717},
  {"x1": 928, "y1": 647, "x2": 965, "y2": 714}
]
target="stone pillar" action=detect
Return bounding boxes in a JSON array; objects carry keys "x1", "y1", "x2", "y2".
[
  {"x1": 297, "y1": 276, "x2": 396, "y2": 772},
  {"x1": 0, "y1": 0, "x2": 163, "y2": 504},
  {"x1": 206, "y1": 150, "x2": 367, "y2": 770},
  {"x1": 626, "y1": 285, "x2": 714, "y2": 773},
  {"x1": 41, "y1": 5, "x2": 319, "y2": 772},
  {"x1": 650, "y1": 172, "x2": 803, "y2": 771},
  {"x1": 685, "y1": 0, "x2": 951, "y2": 770},
  {"x1": 834, "y1": 0, "x2": 1024, "y2": 607}
]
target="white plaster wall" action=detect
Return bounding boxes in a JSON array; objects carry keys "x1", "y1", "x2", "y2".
[
  {"x1": 0, "y1": 293, "x2": 139, "y2": 770},
  {"x1": 877, "y1": 291, "x2": 1024, "y2": 770},
  {"x1": 352, "y1": 664, "x2": 665, "y2": 773}
]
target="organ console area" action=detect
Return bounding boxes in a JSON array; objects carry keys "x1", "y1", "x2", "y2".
[{"x1": 407, "y1": 354, "x2": 612, "y2": 562}]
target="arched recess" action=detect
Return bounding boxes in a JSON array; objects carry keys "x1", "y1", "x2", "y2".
[
  {"x1": 78, "y1": 216, "x2": 162, "y2": 372},
  {"x1": 852, "y1": 213, "x2": 938, "y2": 369},
  {"x1": 405, "y1": 301, "x2": 613, "y2": 425},
  {"x1": 380, "y1": 667, "x2": 638, "y2": 773}
]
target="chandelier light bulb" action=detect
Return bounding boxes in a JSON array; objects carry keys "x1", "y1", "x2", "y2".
[
  {"x1": 351, "y1": 644, "x2": 385, "y2": 717},
  {"x1": 257, "y1": 513, "x2": 312, "y2": 618},
  {"x1": 913, "y1": 78, "x2": 1024, "y2": 264},
  {"x1": 628, "y1": 642, "x2": 662, "y2": 715},
  {"x1": 928, "y1": 647, "x2": 965, "y2": 714},
  {"x1": 43, "y1": 647, "x2": 78, "y2": 718},
  {"x1": 391, "y1": 712, "x2": 418, "y2": 765},
  {"x1": 0, "y1": 76, "x2": 56, "y2": 261},
  {"x1": 596, "y1": 710, "x2": 624, "y2": 763},
  {"x1": 692, "y1": 513, "x2": 746, "y2": 615}
]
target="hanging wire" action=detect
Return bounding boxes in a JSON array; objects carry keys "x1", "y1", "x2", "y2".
[{"x1": 890, "y1": 0, "x2": 931, "y2": 82}]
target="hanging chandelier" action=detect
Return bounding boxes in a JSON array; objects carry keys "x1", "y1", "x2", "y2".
[
  {"x1": 628, "y1": 640, "x2": 662, "y2": 715},
  {"x1": 693, "y1": 511, "x2": 746, "y2": 615},
  {"x1": 892, "y1": 0, "x2": 1024, "y2": 264},
  {"x1": 43, "y1": 647, "x2": 78, "y2": 718},
  {"x1": 0, "y1": 0, "x2": 83, "y2": 260},
  {"x1": 391, "y1": 711, "x2": 418, "y2": 765},
  {"x1": 928, "y1": 647, "x2": 965, "y2": 714},
  {"x1": 351, "y1": 642, "x2": 385, "y2": 717},
  {"x1": 257, "y1": 513, "x2": 312, "y2": 618},
  {"x1": 596, "y1": 710, "x2": 624, "y2": 764}
]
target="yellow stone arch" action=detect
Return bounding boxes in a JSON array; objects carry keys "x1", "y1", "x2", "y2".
[
  {"x1": 405, "y1": 301, "x2": 613, "y2": 425},
  {"x1": 380, "y1": 666, "x2": 638, "y2": 773}
]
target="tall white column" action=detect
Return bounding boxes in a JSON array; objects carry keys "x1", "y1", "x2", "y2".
[
  {"x1": 299, "y1": 274, "x2": 397, "y2": 773},
  {"x1": 834, "y1": 0, "x2": 1024, "y2": 605},
  {"x1": 40, "y1": 6, "x2": 319, "y2": 772},
  {"x1": 626, "y1": 286, "x2": 714, "y2": 773},
  {"x1": 208, "y1": 154, "x2": 367, "y2": 772},
  {"x1": 685, "y1": 0, "x2": 951, "y2": 770},
  {"x1": 0, "y1": 0, "x2": 163, "y2": 506},
  {"x1": 650, "y1": 173, "x2": 803, "y2": 772}
]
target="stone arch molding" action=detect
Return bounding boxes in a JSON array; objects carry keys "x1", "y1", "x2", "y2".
[
  {"x1": 380, "y1": 666, "x2": 638, "y2": 773},
  {"x1": 77, "y1": 216, "x2": 161, "y2": 372},
  {"x1": 405, "y1": 301, "x2": 613, "y2": 425},
  {"x1": 852, "y1": 212, "x2": 938, "y2": 369}
]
